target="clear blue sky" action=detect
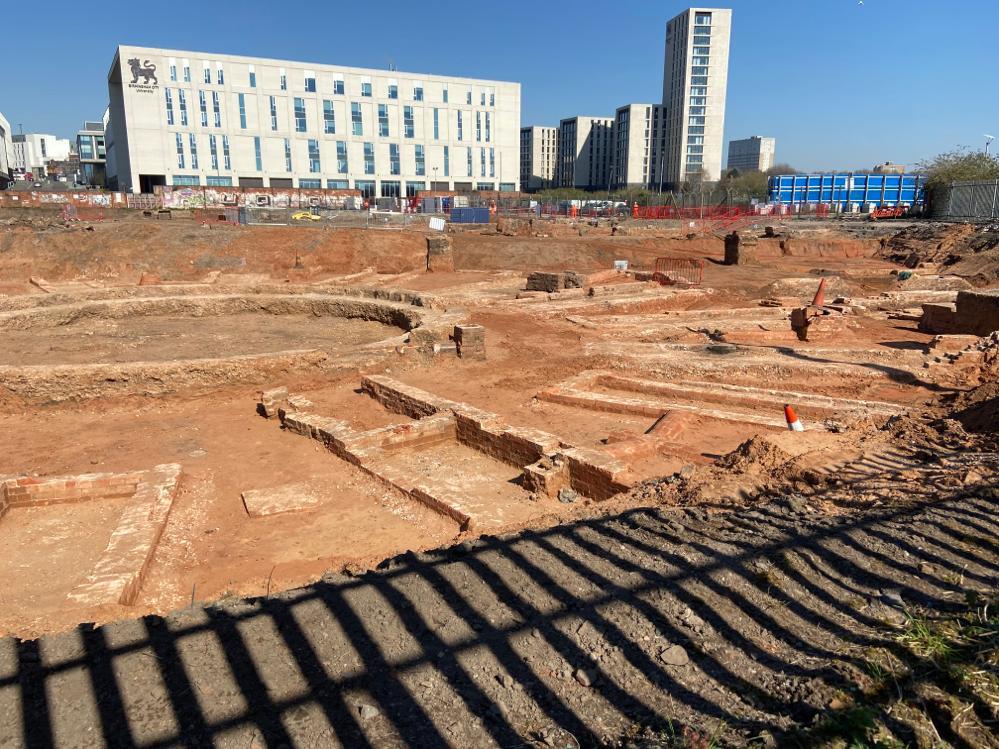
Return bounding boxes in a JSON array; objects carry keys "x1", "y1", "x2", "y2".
[{"x1": 2, "y1": 0, "x2": 996, "y2": 171}]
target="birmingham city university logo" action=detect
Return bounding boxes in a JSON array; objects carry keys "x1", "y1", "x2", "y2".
[{"x1": 127, "y1": 58, "x2": 158, "y2": 91}]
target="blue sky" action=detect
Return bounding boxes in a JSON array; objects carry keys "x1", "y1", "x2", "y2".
[{"x1": 2, "y1": 0, "x2": 996, "y2": 171}]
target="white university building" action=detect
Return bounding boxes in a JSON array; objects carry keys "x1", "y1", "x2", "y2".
[{"x1": 106, "y1": 45, "x2": 522, "y2": 195}]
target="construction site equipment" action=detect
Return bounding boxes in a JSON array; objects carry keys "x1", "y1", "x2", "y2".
[
  {"x1": 869, "y1": 206, "x2": 906, "y2": 220},
  {"x1": 784, "y1": 404, "x2": 805, "y2": 432},
  {"x1": 653, "y1": 257, "x2": 705, "y2": 287},
  {"x1": 768, "y1": 173, "x2": 924, "y2": 210}
]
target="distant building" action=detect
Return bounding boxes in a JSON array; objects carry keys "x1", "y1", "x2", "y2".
[
  {"x1": 0, "y1": 112, "x2": 12, "y2": 187},
  {"x1": 10, "y1": 133, "x2": 72, "y2": 178},
  {"x1": 612, "y1": 103, "x2": 667, "y2": 189},
  {"x1": 556, "y1": 116, "x2": 614, "y2": 189},
  {"x1": 77, "y1": 111, "x2": 109, "y2": 186},
  {"x1": 106, "y1": 45, "x2": 521, "y2": 194},
  {"x1": 872, "y1": 161, "x2": 906, "y2": 175},
  {"x1": 727, "y1": 136, "x2": 775, "y2": 173},
  {"x1": 520, "y1": 126, "x2": 558, "y2": 191},
  {"x1": 661, "y1": 7, "x2": 732, "y2": 185}
]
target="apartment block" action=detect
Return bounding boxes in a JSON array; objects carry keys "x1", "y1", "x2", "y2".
[
  {"x1": 520, "y1": 126, "x2": 558, "y2": 192},
  {"x1": 661, "y1": 7, "x2": 731, "y2": 185},
  {"x1": 612, "y1": 103, "x2": 667, "y2": 189},
  {"x1": 727, "y1": 135, "x2": 775, "y2": 173},
  {"x1": 556, "y1": 116, "x2": 614, "y2": 190},
  {"x1": 10, "y1": 133, "x2": 72, "y2": 177},
  {"x1": 107, "y1": 45, "x2": 521, "y2": 195}
]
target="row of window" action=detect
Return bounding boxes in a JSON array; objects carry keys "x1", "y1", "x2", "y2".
[{"x1": 171, "y1": 177, "x2": 511, "y2": 196}]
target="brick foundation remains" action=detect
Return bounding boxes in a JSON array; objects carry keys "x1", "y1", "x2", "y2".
[{"x1": 920, "y1": 290, "x2": 999, "y2": 336}]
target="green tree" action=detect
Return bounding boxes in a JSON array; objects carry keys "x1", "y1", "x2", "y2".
[{"x1": 917, "y1": 147, "x2": 999, "y2": 204}]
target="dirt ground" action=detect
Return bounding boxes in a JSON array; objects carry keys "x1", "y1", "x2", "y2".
[{"x1": 0, "y1": 211, "x2": 996, "y2": 747}]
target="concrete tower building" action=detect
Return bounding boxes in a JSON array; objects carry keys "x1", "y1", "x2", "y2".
[
  {"x1": 661, "y1": 7, "x2": 731, "y2": 185},
  {"x1": 727, "y1": 135, "x2": 775, "y2": 173},
  {"x1": 520, "y1": 126, "x2": 558, "y2": 191}
]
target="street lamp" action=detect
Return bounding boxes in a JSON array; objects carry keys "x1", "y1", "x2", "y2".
[{"x1": 986, "y1": 134, "x2": 996, "y2": 156}]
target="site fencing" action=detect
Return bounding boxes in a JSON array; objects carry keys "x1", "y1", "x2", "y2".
[
  {"x1": 237, "y1": 206, "x2": 438, "y2": 230},
  {"x1": 653, "y1": 257, "x2": 705, "y2": 286},
  {"x1": 193, "y1": 207, "x2": 239, "y2": 226},
  {"x1": 931, "y1": 180, "x2": 999, "y2": 222},
  {"x1": 60, "y1": 205, "x2": 105, "y2": 222}
]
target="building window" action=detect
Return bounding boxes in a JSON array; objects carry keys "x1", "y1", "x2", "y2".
[
  {"x1": 324, "y1": 100, "x2": 336, "y2": 134},
  {"x1": 308, "y1": 139, "x2": 320, "y2": 172},
  {"x1": 361, "y1": 82, "x2": 372, "y2": 97},
  {"x1": 691, "y1": 76, "x2": 708, "y2": 86},
  {"x1": 212, "y1": 91, "x2": 222, "y2": 127},
  {"x1": 443, "y1": 88, "x2": 449, "y2": 103},
  {"x1": 378, "y1": 104, "x2": 389, "y2": 137},
  {"x1": 200, "y1": 91, "x2": 208, "y2": 126},
  {"x1": 466, "y1": 90, "x2": 472, "y2": 105},
  {"x1": 333, "y1": 79, "x2": 344, "y2": 95},
  {"x1": 443, "y1": 145, "x2": 449, "y2": 176},
  {"x1": 403, "y1": 106, "x2": 414, "y2": 138},
  {"x1": 476, "y1": 112, "x2": 481, "y2": 142},
  {"x1": 388, "y1": 84, "x2": 398, "y2": 99},
  {"x1": 280, "y1": 69, "x2": 287, "y2": 90},
  {"x1": 689, "y1": 106, "x2": 705, "y2": 116},
  {"x1": 175, "y1": 133, "x2": 185, "y2": 169},
  {"x1": 203, "y1": 67, "x2": 211, "y2": 84},
  {"x1": 209, "y1": 135, "x2": 218, "y2": 170},
  {"x1": 189, "y1": 134, "x2": 199, "y2": 169},
  {"x1": 79, "y1": 138, "x2": 93, "y2": 159},
  {"x1": 433, "y1": 108, "x2": 439, "y2": 140},
  {"x1": 476, "y1": 182, "x2": 494, "y2": 191},
  {"x1": 207, "y1": 175, "x2": 232, "y2": 186},
  {"x1": 249, "y1": 71, "x2": 256, "y2": 88},
  {"x1": 695, "y1": 11, "x2": 712, "y2": 24},
  {"x1": 217, "y1": 67, "x2": 224, "y2": 85},
  {"x1": 251, "y1": 136, "x2": 261, "y2": 170},
  {"x1": 363, "y1": 142, "x2": 375, "y2": 174},
  {"x1": 355, "y1": 180, "x2": 375, "y2": 198},
  {"x1": 414, "y1": 86, "x2": 424, "y2": 101},
  {"x1": 415, "y1": 145, "x2": 425, "y2": 176},
  {"x1": 485, "y1": 112, "x2": 490, "y2": 142},
  {"x1": 467, "y1": 147, "x2": 473, "y2": 176},
  {"x1": 327, "y1": 179, "x2": 349, "y2": 189},
  {"x1": 457, "y1": 111, "x2": 463, "y2": 141},
  {"x1": 489, "y1": 147, "x2": 495, "y2": 178},
  {"x1": 165, "y1": 89, "x2": 174, "y2": 126},
  {"x1": 691, "y1": 67, "x2": 708, "y2": 76},
  {"x1": 270, "y1": 96, "x2": 278, "y2": 131},
  {"x1": 173, "y1": 175, "x2": 199, "y2": 186},
  {"x1": 380, "y1": 180, "x2": 400, "y2": 198},
  {"x1": 490, "y1": 93, "x2": 495, "y2": 107},
  {"x1": 691, "y1": 86, "x2": 708, "y2": 96},
  {"x1": 284, "y1": 138, "x2": 292, "y2": 172},
  {"x1": 294, "y1": 97, "x2": 307, "y2": 132},
  {"x1": 336, "y1": 141, "x2": 348, "y2": 173},
  {"x1": 480, "y1": 92, "x2": 486, "y2": 106},
  {"x1": 183, "y1": 64, "x2": 191, "y2": 83},
  {"x1": 688, "y1": 116, "x2": 705, "y2": 126},
  {"x1": 169, "y1": 64, "x2": 177, "y2": 82},
  {"x1": 390, "y1": 143, "x2": 400, "y2": 175},
  {"x1": 480, "y1": 147, "x2": 486, "y2": 178},
  {"x1": 222, "y1": 135, "x2": 231, "y2": 169},
  {"x1": 238, "y1": 93, "x2": 247, "y2": 129},
  {"x1": 305, "y1": 74, "x2": 317, "y2": 92},
  {"x1": 299, "y1": 178, "x2": 321, "y2": 188},
  {"x1": 351, "y1": 102, "x2": 363, "y2": 136}
]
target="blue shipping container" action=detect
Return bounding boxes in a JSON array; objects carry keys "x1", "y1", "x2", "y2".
[
  {"x1": 450, "y1": 207, "x2": 491, "y2": 224},
  {"x1": 767, "y1": 174, "x2": 924, "y2": 208}
]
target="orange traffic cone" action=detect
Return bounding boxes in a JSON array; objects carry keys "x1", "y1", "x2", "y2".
[
  {"x1": 784, "y1": 404, "x2": 804, "y2": 432},
  {"x1": 811, "y1": 277, "x2": 827, "y2": 308}
]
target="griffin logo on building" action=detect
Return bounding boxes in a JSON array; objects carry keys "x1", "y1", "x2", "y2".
[{"x1": 128, "y1": 59, "x2": 158, "y2": 85}]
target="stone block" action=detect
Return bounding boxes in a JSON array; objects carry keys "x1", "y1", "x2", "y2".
[{"x1": 426, "y1": 235, "x2": 454, "y2": 273}]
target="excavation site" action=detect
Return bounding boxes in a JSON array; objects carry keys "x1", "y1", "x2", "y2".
[{"x1": 0, "y1": 210, "x2": 996, "y2": 748}]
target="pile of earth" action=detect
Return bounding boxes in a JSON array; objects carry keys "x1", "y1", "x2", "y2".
[{"x1": 878, "y1": 222, "x2": 999, "y2": 285}]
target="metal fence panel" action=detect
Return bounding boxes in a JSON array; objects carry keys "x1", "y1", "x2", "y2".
[{"x1": 933, "y1": 180, "x2": 999, "y2": 221}]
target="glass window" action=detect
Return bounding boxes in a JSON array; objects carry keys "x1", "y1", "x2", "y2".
[
  {"x1": 337, "y1": 141, "x2": 348, "y2": 173},
  {"x1": 390, "y1": 143, "x2": 400, "y2": 175},
  {"x1": 691, "y1": 86, "x2": 708, "y2": 96},
  {"x1": 270, "y1": 96, "x2": 278, "y2": 131},
  {"x1": 378, "y1": 104, "x2": 389, "y2": 137},
  {"x1": 689, "y1": 106, "x2": 705, "y2": 115},
  {"x1": 691, "y1": 76, "x2": 708, "y2": 86},
  {"x1": 688, "y1": 125, "x2": 705, "y2": 135},
  {"x1": 381, "y1": 180, "x2": 400, "y2": 198},
  {"x1": 284, "y1": 138, "x2": 292, "y2": 172},
  {"x1": 169, "y1": 65, "x2": 177, "y2": 82},
  {"x1": 363, "y1": 142, "x2": 375, "y2": 174},
  {"x1": 415, "y1": 145, "x2": 425, "y2": 176},
  {"x1": 690, "y1": 97, "x2": 707, "y2": 106},
  {"x1": 207, "y1": 175, "x2": 232, "y2": 186},
  {"x1": 695, "y1": 12, "x2": 711, "y2": 24},
  {"x1": 189, "y1": 133, "x2": 199, "y2": 169},
  {"x1": 222, "y1": 135, "x2": 231, "y2": 169},
  {"x1": 327, "y1": 179, "x2": 349, "y2": 189},
  {"x1": 305, "y1": 75, "x2": 317, "y2": 93},
  {"x1": 443, "y1": 145, "x2": 449, "y2": 176},
  {"x1": 175, "y1": 133, "x2": 185, "y2": 168},
  {"x1": 209, "y1": 135, "x2": 218, "y2": 170},
  {"x1": 467, "y1": 147, "x2": 473, "y2": 176},
  {"x1": 388, "y1": 84, "x2": 398, "y2": 99},
  {"x1": 238, "y1": 93, "x2": 247, "y2": 129},
  {"x1": 203, "y1": 67, "x2": 211, "y2": 84},
  {"x1": 485, "y1": 112, "x2": 490, "y2": 142},
  {"x1": 476, "y1": 112, "x2": 481, "y2": 142},
  {"x1": 490, "y1": 93, "x2": 495, "y2": 107},
  {"x1": 351, "y1": 102, "x2": 363, "y2": 136},
  {"x1": 693, "y1": 34, "x2": 711, "y2": 45},
  {"x1": 217, "y1": 67, "x2": 224, "y2": 85},
  {"x1": 480, "y1": 147, "x2": 486, "y2": 177},
  {"x1": 324, "y1": 100, "x2": 336, "y2": 134},
  {"x1": 688, "y1": 116, "x2": 705, "y2": 125},
  {"x1": 691, "y1": 67, "x2": 708, "y2": 76},
  {"x1": 405, "y1": 181, "x2": 425, "y2": 197},
  {"x1": 249, "y1": 71, "x2": 256, "y2": 88},
  {"x1": 693, "y1": 57, "x2": 710, "y2": 66},
  {"x1": 280, "y1": 72, "x2": 287, "y2": 90},
  {"x1": 200, "y1": 90, "x2": 208, "y2": 126},
  {"x1": 687, "y1": 135, "x2": 704, "y2": 144},
  {"x1": 480, "y1": 92, "x2": 486, "y2": 106},
  {"x1": 308, "y1": 139, "x2": 320, "y2": 172},
  {"x1": 694, "y1": 46, "x2": 711, "y2": 56},
  {"x1": 164, "y1": 89, "x2": 174, "y2": 126},
  {"x1": 333, "y1": 79, "x2": 344, "y2": 95},
  {"x1": 254, "y1": 136, "x2": 262, "y2": 170},
  {"x1": 299, "y1": 178, "x2": 321, "y2": 188},
  {"x1": 361, "y1": 82, "x2": 372, "y2": 97},
  {"x1": 686, "y1": 145, "x2": 703, "y2": 154},
  {"x1": 443, "y1": 88, "x2": 448, "y2": 103},
  {"x1": 433, "y1": 108, "x2": 439, "y2": 140},
  {"x1": 413, "y1": 86, "x2": 423, "y2": 101},
  {"x1": 403, "y1": 106, "x2": 414, "y2": 138},
  {"x1": 294, "y1": 97, "x2": 307, "y2": 132},
  {"x1": 466, "y1": 90, "x2": 472, "y2": 105},
  {"x1": 355, "y1": 180, "x2": 375, "y2": 198},
  {"x1": 212, "y1": 91, "x2": 222, "y2": 127},
  {"x1": 457, "y1": 111, "x2": 463, "y2": 141},
  {"x1": 79, "y1": 138, "x2": 93, "y2": 159},
  {"x1": 173, "y1": 175, "x2": 199, "y2": 186},
  {"x1": 476, "y1": 182, "x2": 494, "y2": 191},
  {"x1": 183, "y1": 65, "x2": 190, "y2": 83},
  {"x1": 489, "y1": 147, "x2": 495, "y2": 178}
]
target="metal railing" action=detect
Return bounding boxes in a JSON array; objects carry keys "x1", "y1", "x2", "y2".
[{"x1": 933, "y1": 180, "x2": 999, "y2": 222}]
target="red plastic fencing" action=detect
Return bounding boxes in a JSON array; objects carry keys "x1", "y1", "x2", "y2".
[
  {"x1": 61, "y1": 205, "x2": 105, "y2": 222},
  {"x1": 653, "y1": 257, "x2": 705, "y2": 286},
  {"x1": 193, "y1": 207, "x2": 239, "y2": 225}
]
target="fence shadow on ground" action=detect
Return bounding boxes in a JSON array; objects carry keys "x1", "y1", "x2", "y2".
[{"x1": 1, "y1": 448, "x2": 997, "y2": 748}]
